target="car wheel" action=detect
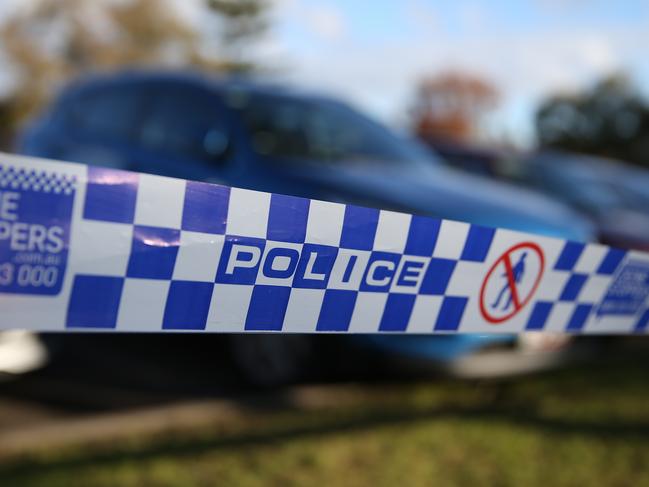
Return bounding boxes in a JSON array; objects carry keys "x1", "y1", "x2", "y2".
[{"x1": 229, "y1": 334, "x2": 314, "y2": 388}]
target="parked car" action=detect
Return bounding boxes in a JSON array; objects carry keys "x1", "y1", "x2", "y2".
[
  {"x1": 508, "y1": 151, "x2": 649, "y2": 251},
  {"x1": 17, "y1": 71, "x2": 594, "y2": 385},
  {"x1": 423, "y1": 140, "x2": 649, "y2": 252},
  {"x1": 418, "y1": 136, "x2": 505, "y2": 177}
]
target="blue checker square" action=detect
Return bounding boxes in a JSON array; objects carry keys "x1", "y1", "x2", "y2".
[
  {"x1": 163, "y1": 281, "x2": 214, "y2": 330},
  {"x1": 434, "y1": 296, "x2": 468, "y2": 331},
  {"x1": 245, "y1": 285, "x2": 292, "y2": 331},
  {"x1": 127, "y1": 226, "x2": 180, "y2": 279},
  {"x1": 597, "y1": 248, "x2": 627, "y2": 275},
  {"x1": 340, "y1": 205, "x2": 379, "y2": 250},
  {"x1": 635, "y1": 309, "x2": 649, "y2": 332},
  {"x1": 420, "y1": 258, "x2": 456, "y2": 295},
  {"x1": 404, "y1": 215, "x2": 440, "y2": 256},
  {"x1": 554, "y1": 241, "x2": 585, "y2": 271},
  {"x1": 566, "y1": 304, "x2": 593, "y2": 331},
  {"x1": 67, "y1": 275, "x2": 124, "y2": 328},
  {"x1": 267, "y1": 193, "x2": 310, "y2": 243},
  {"x1": 379, "y1": 294, "x2": 416, "y2": 332},
  {"x1": 317, "y1": 289, "x2": 357, "y2": 331},
  {"x1": 84, "y1": 166, "x2": 139, "y2": 223},
  {"x1": 181, "y1": 181, "x2": 230, "y2": 234},
  {"x1": 460, "y1": 225, "x2": 495, "y2": 262},
  {"x1": 526, "y1": 301, "x2": 554, "y2": 331},
  {"x1": 559, "y1": 273, "x2": 588, "y2": 301}
]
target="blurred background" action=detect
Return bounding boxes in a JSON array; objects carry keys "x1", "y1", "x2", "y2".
[{"x1": 1, "y1": 1, "x2": 649, "y2": 485}]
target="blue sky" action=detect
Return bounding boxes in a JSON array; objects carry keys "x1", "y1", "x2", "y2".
[{"x1": 262, "y1": 0, "x2": 649, "y2": 145}]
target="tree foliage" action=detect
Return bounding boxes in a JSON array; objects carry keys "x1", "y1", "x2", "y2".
[
  {"x1": 411, "y1": 71, "x2": 499, "y2": 144},
  {"x1": 535, "y1": 74, "x2": 649, "y2": 169},
  {"x1": 208, "y1": 0, "x2": 269, "y2": 71},
  {"x1": 0, "y1": 0, "x2": 270, "y2": 148}
]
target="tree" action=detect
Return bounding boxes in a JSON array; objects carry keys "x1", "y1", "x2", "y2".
[
  {"x1": 207, "y1": 0, "x2": 270, "y2": 73},
  {"x1": 0, "y1": 0, "x2": 270, "y2": 148},
  {"x1": 411, "y1": 71, "x2": 499, "y2": 144},
  {"x1": 535, "y1": 74, "x2": 649, "y2": 169}
]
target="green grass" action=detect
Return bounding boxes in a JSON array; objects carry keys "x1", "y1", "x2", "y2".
[{"x1": 2, "y1": 354, "x2": 649, "y2": 486}]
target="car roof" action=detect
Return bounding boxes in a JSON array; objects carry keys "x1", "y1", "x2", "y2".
[{"x1": 63, "y1": 69, "x2": 333, "y2": 105}]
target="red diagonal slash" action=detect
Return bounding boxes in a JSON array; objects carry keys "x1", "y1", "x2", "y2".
[
  {"x1": 502, "y1": 253, "x2": 522, "y2": 310},
  {"x1": 480, "y1": 242, "x2": 545, "y2": 324}
]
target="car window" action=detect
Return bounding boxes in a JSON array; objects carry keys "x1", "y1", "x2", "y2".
[
  {"x1": 69, "y1": 84, "x2": 141, "y2": 140},
  {"x1": 528, "y1": 164, "x2": 629, "y2": 213},
  {"x1": 139, "y1": 84, "x2": 228, "y2": 161},
  {"x1": 235, "y1": 93, "x2": 433, "y2": 167}
]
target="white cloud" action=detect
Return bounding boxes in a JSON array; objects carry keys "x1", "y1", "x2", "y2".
[
  {"x1": 305, "y1": 4, "x2": 346, "y2": 42},
  {"x1": 272, "y1": 1, "x2": 347, "y2": 43}
]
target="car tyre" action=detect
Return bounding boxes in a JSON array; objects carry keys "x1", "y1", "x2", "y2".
[{"x1": 229, "y1": 334, "x2": 314, "y2": 388}]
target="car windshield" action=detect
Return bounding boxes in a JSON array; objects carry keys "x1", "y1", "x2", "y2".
[
  {"x1": 234, "y1": 92, "x2": 434, "y2": 167},
  {"x1": 526, "y1": 163, "x2": 637, "y2": 213}
]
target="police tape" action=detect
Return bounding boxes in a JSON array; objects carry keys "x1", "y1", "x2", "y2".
[{"x1": 1, "y1": 152, "x2": 648, "y2": 334}]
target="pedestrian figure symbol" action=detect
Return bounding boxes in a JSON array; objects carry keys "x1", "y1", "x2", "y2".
[
  {"x1": 479, "y1": 242, "x2": 545, "y2": 324},
  {"x1": 491, "y1": 252, "x2": 527, "y2": 311}
]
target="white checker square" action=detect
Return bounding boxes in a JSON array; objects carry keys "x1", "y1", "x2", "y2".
[
  {"x1": 305, "y1": 200, "x2": 345, "y2": 246},
  {"x1": 578, "y1": 274, "x2": 611, "y2": 303},
  {"x1": 458, "y1": 295, "x2": 534, "y2": 334},
  {"x1": 225, "y1": 188, "x2": 271, "y2": 238},
  {"x1": 117, "y1": 279, "x2": 170, "y2": 331},
  {"x1": 71, "y1": 219, "x2": 133, "y2": 276},
  {"x1": 444, "y1": 260, "x2": 485, "y2": 297},
  {"x1": 544, "y1": 302, "x2": 575, "y2": 332},
  {"x1": 574, "y1": 244, "x2": 608, "y2": 274},
  {"x1": 626, "y1": 251, "x2": 649, "y2": 263},
  {"x1": 134, "y1": 174, "x2": 186, "y2": 228},
  {"x1": 432, "y1": 220, "x2": 470, "y2": 260},
  {"x1": 206, "y1": 283, "x2": 254, "y2": 331},
  {"x1": 407, "y1": 295, "x2": 443, "y2": 333},
  {"x1": 0, "y1": 293, "x2": 69, "y2": 331},
  {"x1": 173, "y1": 232, "x2": 225, "y2": 282},
  {"x1": 348, "y1": 292, "x2": 388, "y2": 332},
  {"x1": 373, "y1": 210, "x2": 410, "y2": 253},
  {"x1": 282, "y1": 288, "x2": 326, "y2": 332},
  {"x1": 535, "y1": 270, "x2": 572, "y2": 301}
]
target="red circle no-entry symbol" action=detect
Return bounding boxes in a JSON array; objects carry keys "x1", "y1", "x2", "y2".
[{"x1": 479, "y1": 242, "x2": 545, "y2": 324}]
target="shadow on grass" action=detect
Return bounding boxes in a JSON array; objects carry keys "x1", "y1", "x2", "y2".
[
  {"x1": 2, "y1": 396, "x2": 649, "y2": 480},
  {"x1": 2, "y1": 341, "x2": 649, "y2": 480}
]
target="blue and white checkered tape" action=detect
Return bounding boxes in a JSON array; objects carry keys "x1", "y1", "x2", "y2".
[{"x1": 1, "y1": 152, "x2": 649, "y2": 334}]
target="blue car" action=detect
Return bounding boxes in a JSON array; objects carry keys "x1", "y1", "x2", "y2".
[
  {"x1": 18, "y1": 71, "x2": 594, "y2": 385},
  {"x1": 512, "y1": 151, "x2": 649, "y2": 251}
]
